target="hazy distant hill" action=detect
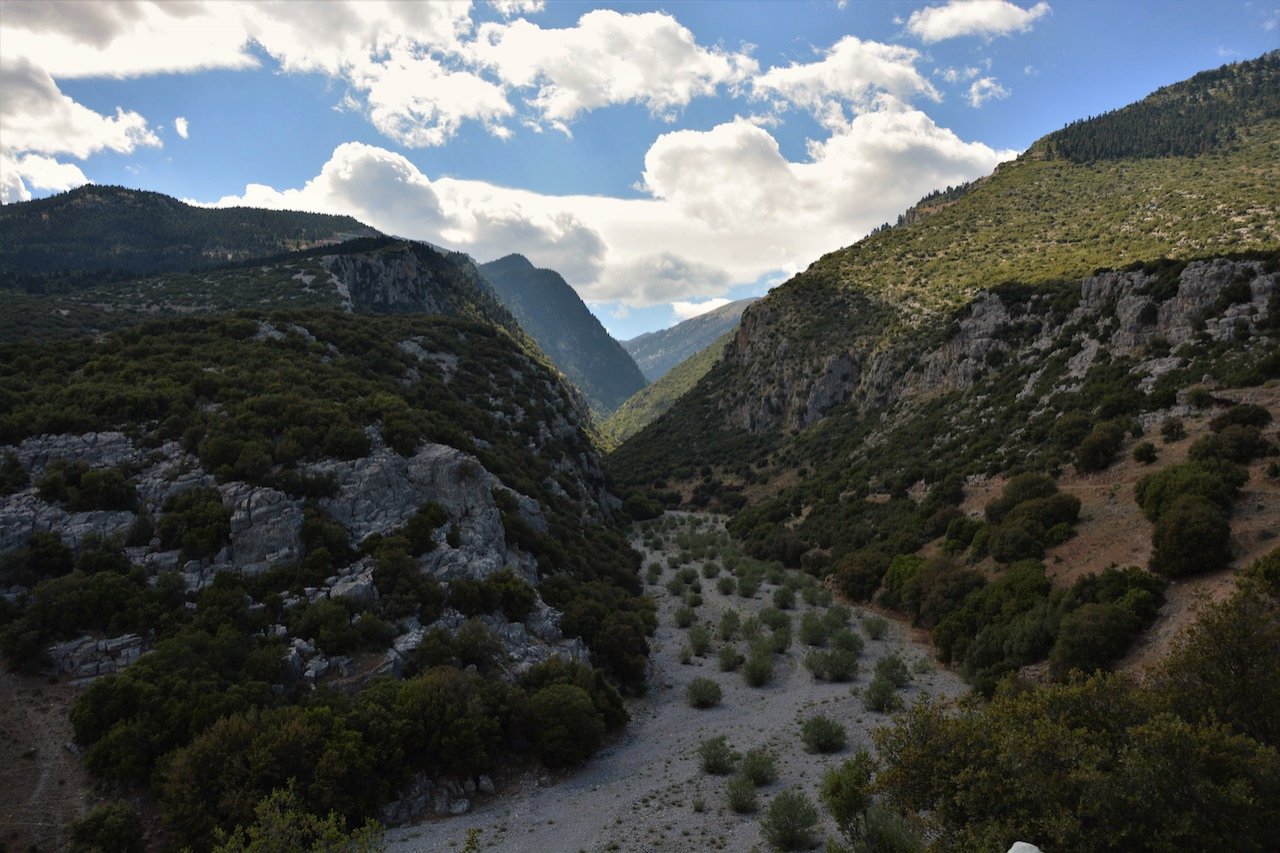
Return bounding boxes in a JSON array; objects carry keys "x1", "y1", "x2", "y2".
[
  {"x1": 624, "y1": 298, "x2": 758, "y2": 382},
  {"x1": 480, "y1": 254, "x2": 647, "y2": 415},
  {"x1": 0, "y1": 184, "x2": 380, "y2": 288}
]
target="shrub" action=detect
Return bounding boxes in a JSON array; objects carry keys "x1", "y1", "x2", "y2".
[
  {"x1": 821, "y1": 751, "x2": 875, "y2": 846},
  {"x1": 1160, "y1": 417, "x2": 1187, "y2": 442},
  {"x1": 874, "y1": 654, "x2": 912, "y2": 688},
  {"x1": 830, "y1": 627, "x2": 864, "y2": 654},
  {"x1": 726, "y1": 774, "x2": 758, "y2": 813},
  {"x1": 740, "y1": 748, "x2": 778, "y2": 786},
  {"x1": 759, "y1": 607, "x2": 790, "y2": 631},
  {"x1": 862, "y1": 614, "x2": 888, "y2": 640},
  {"x1": 798, "y1": 611, "x2": 829, "y2": 646},
  {"x1": 800, "y1": 715, "x2": 847, "y2": 753},
  {"x1": 531, "y1": 684, "x2": 605, "y2": 769},
  {"x1": 1150, "y1": 495, "x2": 1231, "y2": 578},
  {"x1": 718, "y1": 609, "x2": 740, "y2": 641},
  {"x1": 760, "y1": 789, "x2": 820, "y2": 851},
  {"x1": 156, "y1": 487, "x2": 231, "y2": 561},
  {"x1": 69, "y1": 800, "x2": 145, "y2": 853},
  {"x1": 769, "y1": 626, "x2": 792, "y2": 654},
  {"x1": 1049, "y1": 602, "x2": 1139, "y2": 679},
  {"x1": 863, "y1": 674, "x2": 902, "y2": 713},
  {"x1": 674, "y1": 605, "x2": 695, "y2": 628},
  {"x1": 698, "y1": 735, "x2": 738, "y2": 775},
  {"x1": 805, "y1": 649, "x2": 859, "y2": 682},
  {"x1": 743, "y1": 653, "x2": 774, "y2": 687},
  {"x1": 717, "y1": 575, "x2": 736, "y2": 595},
  {"x1": 1135, "y1": 460, "x2": 1246, "y2": 522},
  {"x1": 718, "y1": 645, "x2": 744, "y2": 672},
  {"x1": 1076, "y1": 421, "x2": 1127, "y2": 473},
  {"x1": 1210, "y1": 404, "x2": 1272, "y2": 432},
  {"x1": 985, "y1": 473, "x2": 1058, "y2": 524},
  {"x1": 687, "y1": 677, "x2": 723, "y2": 709},
  {"x1": 1132, "y1": 441, "x2": 1158, "y2": 464},
  {"x1": 702, "y1": 561, "x2": 720, "y2": 579},
  {"x1": 823, "y1": 604, "x2": 852, "y2": 629},
  {"x1": 772, "y1": 586, "x2": 795, "y2": 610},
  {"x1": 688, "y1": 624, "x2": 712, "y2": 656}
]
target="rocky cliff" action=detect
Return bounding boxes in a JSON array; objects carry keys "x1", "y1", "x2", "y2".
[{"x1": 624, "y1": 297, "x2": 758, "y2": 382}]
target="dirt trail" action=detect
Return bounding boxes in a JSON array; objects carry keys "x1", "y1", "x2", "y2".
[
  {"x1": 0, "y1": 669, "x2": 93, "y2": 851},
  {"x1": 387, "y1": 512, "x2": 966, "y2": 852}
]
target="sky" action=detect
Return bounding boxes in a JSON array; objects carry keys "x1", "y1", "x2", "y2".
[{"x1": 1, "y1": 1, "x2": 1277, "y2": 339}]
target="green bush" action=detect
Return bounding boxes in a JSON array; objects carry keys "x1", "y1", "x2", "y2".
[
  {"x1": 798, "y1": 611, "x2": 829, "y2": 646},
  {"x1": 726, "y1": 774, "x2": 758, "y2": 813},
  {"x1": 156, "y1": 487, "x2": 231, "y2": 561},
  {"x1": 760, "y1": 788, "x2": 820, "y2": 851},
  {"x1": 1132, "y1": 441, "x2": 1158, "y2": 464},
  {"x1": 687, "y1": 677, "x2": 722, "y2": 709},
  {"x1": 69, "y1": 800, "x2": 145, "y2": 853},
  {"x1": 863, "y1": 673, "x2": 902, "y2": 713},
  {"x1": 772, "y1": 586, "x2": 795, "y2": 610},
  {"x1": 759, "y1": 607, "x2": 790, "y2": 631},
  {"x1": 740, "y1": 748, "x2": 778, "y2": 786},
  {"x1": 743, "y1": 653, "x2": 774, "y2": 687},
  {"x1": 1075, "y1": 421, "x2": 1127, "y2": 472},
  {"x1": 874, "y1": 654, "x2": 912, "y2": 688},
  {"x1": 718, "y1": 609, "x2": 740, "y2": 641},
  {"x1": 830, "y1": 627, "x2": 864, "y2": 654},
  {"x1": 717, "y1": 575, "x2": 736, "y2": 595},
  {"x1": 718, "y1": 645, "x2": 744, "y2": 672},
  {"x1": 805, "y1": 648, "x2": 859, "y2": 682},
  {"x1": 1210, "y1": 404, "x2": 1273, "y2": 432},
  {"x1": 821, "y1": 751, "x2": 875, "y2": 847},
  {"x1": 0, "y1": 451, "x2": 28, "y2": 495},
  {"x1": 1160, "y1": 417, "x2": 1187, "y2": 442},
  {"x1": 698, "y1": 735, "x2": 738, "y2": 775},
  {"x1": 674, "y1": 605, "x2": 695, "y2": 628},
  {"x1": 1049, "y1": 602, "x2": 1139, "y2": 678},
  {"x1": 862, "y1": 614, "x2": 888, "y2": 640},
  {"x1": 530, "y1": 684, "x2": 605, "y2": 769},
  {"x1": 1150, "y1": 495, "x2": 1231, "y2": 577},
  {"x1": 800, "y1": 715, "x2": 847, "y2": 753},
  {"x1": 688, "y1": 624, "x2": 712, "y2": 656},
  {"x1": 1135, "y1": 460, "x2": 1246, "y2": 522}
]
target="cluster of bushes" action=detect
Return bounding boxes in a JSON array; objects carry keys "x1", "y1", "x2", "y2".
[
  {"x1": 37, "y1": 460, "x2": 137, "y2": 511},
  {"x1": 1136, "y1": 457, "x2": 1247, "y2": 577},
  {"x1": 873, "y1": 570, "x2": 1280, "y2": 851},
  {"x1": 74, "y1": 646, "x2": 622, "y2": 849},
  {"x1": 978, "y1": 473, "x2": 1081, "y2": 563}
]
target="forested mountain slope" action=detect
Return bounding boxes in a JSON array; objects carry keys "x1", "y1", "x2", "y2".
[
  {"x1": 612, "y1": 53, "x2": 1280, "y2": 685},
  {"x1": 0, "y1": 185, "x2": 380, "y2": 288},
  {"x1": 0, "y1": 242, "x2": 648, "y2": 847},
  {"x1": 479, "y1": 254, "x2": 647, "y2": 415},
  {"x1": 604, "y1": 330, "x2": 735, "y2": 445}
]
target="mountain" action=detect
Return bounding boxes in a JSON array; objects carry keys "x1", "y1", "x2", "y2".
[
  {"x1": 0, "y1": 236, "x2": 530, "y2": 345},
  {"x1": 624, "y1": 298, "x2": 759, "y2": 382},
  {"x1": 604, "y1": 330, "x2": 735, "y2": 445},
  {"x1": 611, "y1": 53, "x2": 1280, "y2": 687},
  {"x1": 0, "y1": 184, "x2": 381, "y2": 289},
  {"x1": 0, "y1": 234, "x2": 649, "y2": 845},
  {"x1": 479, "y1": 254, "x2": 647, "y2": 415}
]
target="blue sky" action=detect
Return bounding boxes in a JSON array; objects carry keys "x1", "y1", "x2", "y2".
[{"x1": 2, "y1": 1, "x2": 1277, "y2": 338}]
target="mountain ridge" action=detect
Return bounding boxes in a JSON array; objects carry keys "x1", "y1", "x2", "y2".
[
  {"x1": 623, "y1": 297, "x2": 759, "y2": 382},
  {"x1": 479, "y1": 253, "x2": 647, "y2": 415}
]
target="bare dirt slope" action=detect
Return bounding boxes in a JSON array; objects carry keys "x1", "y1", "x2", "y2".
[
  {"x1": 959, "y1": 383, "x2": 1280, "y2": 674},
  {"x1": 0, "y1": 669, "x2": 93, "y2": 851},
  {"x1": 387, "y1": 513, "x2": 966, "y2": 852}
]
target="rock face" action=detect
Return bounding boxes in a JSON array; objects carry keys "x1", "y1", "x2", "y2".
[
  {"x1": 723, "y1": 258, "x2": 1278, "y2": 433},
  {"x1": 1, "y1": 430, "x2": 594, "y2": 683}
]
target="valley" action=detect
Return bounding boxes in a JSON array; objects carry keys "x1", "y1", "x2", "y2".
[{"x1": 388, "y1": 513, "x2": 964, "y2": 853}]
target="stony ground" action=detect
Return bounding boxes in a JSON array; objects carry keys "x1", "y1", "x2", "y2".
[{"x1": 387, "y1": 512, "x2": 967, "y2": 852}]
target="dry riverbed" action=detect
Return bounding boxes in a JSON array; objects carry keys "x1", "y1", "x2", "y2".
[{"x1": 388, "y1": 512, "x2": 967, "y2": 852}]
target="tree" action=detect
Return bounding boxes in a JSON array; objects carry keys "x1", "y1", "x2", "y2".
[{"x1": 213, "y1": 785, "x2": 384, "y2": 853}]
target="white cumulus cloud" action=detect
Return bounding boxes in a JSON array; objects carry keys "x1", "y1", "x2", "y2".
[
  {"x1": 754, "y1": 36, "x2": 939, "y2": 126},
  {"x1": 0, "y1": 57, "x2": 161, "y2": 202},
  {"x1": 967, "y1": 77, "x2": 1010, "y2": 106},
  {"x1": 907, "y1": 0, "x2": 1050, "y2": 43},
  {"x1": 473, "y1": 9, "x2": 756, "y2": 132},
  {"x1": 174, "y1": 116, "x2": 189, "y2": 138},
  {"x1": 672, "y1": 298, "x2": 732, "y2": 321}
]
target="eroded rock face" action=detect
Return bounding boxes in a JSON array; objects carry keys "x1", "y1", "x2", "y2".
[
  {"x1": 722, "y1": 258, "x2": 1278, "y2": 433},
  {"x1": 2, "y1": 429, "x2": 593, "y2": 685}
]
